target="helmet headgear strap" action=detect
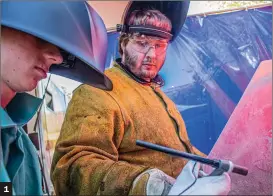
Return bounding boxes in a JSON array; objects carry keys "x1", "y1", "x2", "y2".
[{"x1": 117, "y1": 24, "x2": 173, "y2": 40}]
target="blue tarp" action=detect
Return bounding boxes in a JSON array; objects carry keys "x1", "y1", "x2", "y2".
[{"x1": 105, "y1": 5, "x2": 272, "y2": 154}]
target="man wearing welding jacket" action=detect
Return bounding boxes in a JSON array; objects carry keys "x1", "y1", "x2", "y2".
[{"x1": 51, "y1": 1, "x2": 231, "y2": 195}]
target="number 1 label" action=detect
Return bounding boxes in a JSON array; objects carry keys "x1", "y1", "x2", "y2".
[
  {"x1": 0, "y1": 182, "x2": 12, "y2": 196},
  {"x1": 4, "y1": 185, "x2": 9, "y2": 192}
]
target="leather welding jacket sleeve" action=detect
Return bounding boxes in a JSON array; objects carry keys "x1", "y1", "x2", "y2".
[{"x1": 50, "y1": 85, "x2": 151, "y2": 196}]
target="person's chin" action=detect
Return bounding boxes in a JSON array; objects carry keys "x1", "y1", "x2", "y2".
[
  {"x1": 23, "y1": 80, "x2": 39, "y2": 92},
  {"x1": 140, "y1": 72, "x2": 156, "y2": 81}
]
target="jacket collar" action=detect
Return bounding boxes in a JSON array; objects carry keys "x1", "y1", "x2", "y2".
[
  {"x1": 0, "y1": 93, "x2": 42, "y2": 128},
  {"x1": 115, "y1": 58, "x2": 165, "y2": 87}
]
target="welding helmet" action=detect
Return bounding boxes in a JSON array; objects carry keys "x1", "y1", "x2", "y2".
[
  {"x1": 116, "y1": 0, "x2": 190, "y2": 41},
  {"x1": 1, "y1": 1, "x2": 112, "y2": 90}
]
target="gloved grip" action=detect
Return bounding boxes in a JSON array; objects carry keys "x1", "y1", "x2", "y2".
[{"x1": 209, "y1": 168, "x2": 225, "y2": 176}]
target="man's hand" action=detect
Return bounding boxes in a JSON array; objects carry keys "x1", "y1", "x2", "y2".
[{"x1": 168, "y1": 160, "x2": 231, "y2": 195}]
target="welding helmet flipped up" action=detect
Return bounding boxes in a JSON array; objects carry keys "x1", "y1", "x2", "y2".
[
  {"x1": 116, "y1": 0, "x2": 190, "y2": 41},
  {"x1": 1, "y1": 1, "x2": 112, "y2": 90}
]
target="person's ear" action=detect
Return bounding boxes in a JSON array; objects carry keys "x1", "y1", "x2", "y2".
[{"x1": 121, "y1": 41, "x2": 126, "y2": 53}]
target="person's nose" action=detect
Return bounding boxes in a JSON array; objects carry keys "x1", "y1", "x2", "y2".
[
  {"x1": 43, "y1": 45, "x2": 63, "y2": 66},
  {"x1": 146, "y1": 45, "x2": 156, "y2": 59}
]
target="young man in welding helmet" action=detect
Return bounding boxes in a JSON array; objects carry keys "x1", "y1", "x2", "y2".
[
  {"x1": 0, "y1": 1, "x2": 112, "y2": 195},
  {"x1": 51, "y1": 1, "x2": 231, "y2": 195}
]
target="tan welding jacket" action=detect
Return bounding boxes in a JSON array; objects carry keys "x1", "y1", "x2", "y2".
[{"x1": 51, "y1": 62, "x2": 205, "y2": 196}]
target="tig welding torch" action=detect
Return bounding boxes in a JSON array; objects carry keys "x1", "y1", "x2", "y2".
[{"x1": 136, "y1": 140, "x2": 248, "y2": 176}]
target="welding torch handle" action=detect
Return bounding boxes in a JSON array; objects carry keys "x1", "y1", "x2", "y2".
[
  {"x1": 136, "y1": 140, "x2": 218, "y2": 167},
  {"x1": 136, "y1": 140, "x2": 248, "y2": 176}
]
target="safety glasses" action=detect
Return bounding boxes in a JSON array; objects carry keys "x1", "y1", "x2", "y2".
[{"x1": 128, "y1": 33, "x2": 169, "y2": 55}]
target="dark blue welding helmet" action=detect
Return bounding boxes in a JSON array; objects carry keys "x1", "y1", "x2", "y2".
[
  {"x1": 1, "y1": 1, "x2": 112, "y2": 90},
  {"x1": 117, "y1": 0, "x2": 190, "y2": 41}
]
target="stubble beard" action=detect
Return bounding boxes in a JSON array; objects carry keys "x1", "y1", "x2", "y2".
[{"x1": 124, "y1": 50, "x2": 157, "y2": 81}]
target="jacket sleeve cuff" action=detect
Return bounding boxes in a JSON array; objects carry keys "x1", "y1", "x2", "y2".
[{"x1": 97, "y1": 161, "x2": 149, "y2": 195}]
